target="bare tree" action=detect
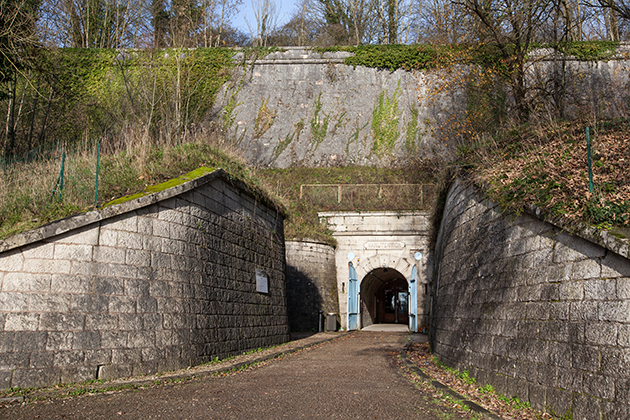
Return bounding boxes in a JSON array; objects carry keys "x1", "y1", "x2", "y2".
[
  {"x1": 1, "y1": 0, "x2": 39, "y2": 157},
  {"x1": 453, "y1": 0, "x2": 553, "y2": 122},
  {"x1": 415, "y1": 0, "x2": 472, "y2": 43},
  {"x1": 248, "y1": 0, "x2": 278, "y2": 46},
  {"x1": 39, "y1": 0, "x2": 148, "y2": 48},
  {"x1": 200, "y1": 0, "x2": 242, "y2": 47},
  {"x1": 592, "y1": 0, "x2": 629, "y2": 18},
  {"x1": 151, "y1": 0, "x2": 169, "y2": 47}
]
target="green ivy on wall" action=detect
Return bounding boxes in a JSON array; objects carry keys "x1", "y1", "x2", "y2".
[
  {"x1": 310, "y1": 93, "x2": 331, "y2": 149},
  {"x1": 254, "y1": 98, "x2": 276, "y2": 138},
  {"x1": 371, "y1": 83, "x2": 401, "y2": 156}
]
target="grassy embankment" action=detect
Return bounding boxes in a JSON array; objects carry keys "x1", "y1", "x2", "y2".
[
  {"x1": 0, "y1": 136, "x2": 272, "y2": 241},
  {"x1": 0, "y1": 134, "x2": 443, "y2": 244},
  {"x1": 1, "y1": 42, "x2": 629, "y2": 242},
  {"x1": 456, "y1": 119, "x2": 630, "y2": 235}
]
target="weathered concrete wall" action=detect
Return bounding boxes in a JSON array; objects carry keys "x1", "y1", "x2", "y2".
[
  {"x1": 319, "y1": 211, "x2": 432, "y2": 331},
  {"x1": 0, "y1": 169, "x2": 289, "y2": 389},
  {"x1": 285, "y1": 240, "x2": 338, "y2": 332},
  {"x1": 527, "y1": 48, "x2": 630, "y2": 119},
  {"x1": 432, "y1": 179, "x2": 630, "y2": 419},
  {"x1": 213, "y1": 47, "x2": 457, "y2": 167},
  {"x1": 213, "y1": 47, "x2": 630, "y2": 169}
]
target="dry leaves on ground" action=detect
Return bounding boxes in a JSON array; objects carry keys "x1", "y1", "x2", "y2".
[
  {"x1": 469, "y1": 121, "x2": 630, "y2": 228},
  {"x1": 406, "y1": 343, "x2": 553, "y2": 420}
]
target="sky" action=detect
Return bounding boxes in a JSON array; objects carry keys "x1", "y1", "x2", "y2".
[{"x1": 232, "y1": 0, "x2": 294, "y2": 35}]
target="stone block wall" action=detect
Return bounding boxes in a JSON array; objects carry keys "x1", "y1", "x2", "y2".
[
  {"x1": 432, "y1": 179, "x2": 630, "y2": 419},
  {"x1": 215, "y1": 47, "x2": 630, "y2": 169},
  {"x1": 213, "y1": 48, "x2": 456, "y2": 168},
  {"x1": 285, "y1": 240, "x2": 338, "y2": 332},
  {"x1": 0, "y1": 169, "x2": 289, "y2": 389}
]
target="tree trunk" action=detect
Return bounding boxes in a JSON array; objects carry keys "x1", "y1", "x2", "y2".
[
  {"x1": 4, "y1": 75, "x2": 18, "y2": 158},
  {"x1": 387, "y1": 0, "x2": 397, "y2": 43}
]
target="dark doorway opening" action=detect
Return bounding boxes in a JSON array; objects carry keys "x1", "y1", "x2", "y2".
[{"x1": 360, "y1": 268, "x2": 408, "y2": 328}]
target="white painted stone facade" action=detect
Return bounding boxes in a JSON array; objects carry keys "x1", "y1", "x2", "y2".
[{"x1": 318, "y1": 211, "x2": 432, "y2": 330}]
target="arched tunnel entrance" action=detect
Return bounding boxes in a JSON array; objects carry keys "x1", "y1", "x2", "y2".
[
  {"x1": 360, "y1": 268, "x2": 409, "y2": 328},
  {"x1": 318, "y1": 211, "x2": 430, "y2": 331}
]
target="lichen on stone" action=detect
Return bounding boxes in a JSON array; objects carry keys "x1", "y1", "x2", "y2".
[{"x1": 103, "y1": 166, "x2": 216, "y2": 207}]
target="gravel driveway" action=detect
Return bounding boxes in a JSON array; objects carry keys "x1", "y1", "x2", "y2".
[{"x1": 0, "y1": 332, "x2": 472, "y2": 420}]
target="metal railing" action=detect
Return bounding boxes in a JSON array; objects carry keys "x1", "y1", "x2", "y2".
[{"x1": 299, "y1": 183, "x2": 434, "y2": 211}]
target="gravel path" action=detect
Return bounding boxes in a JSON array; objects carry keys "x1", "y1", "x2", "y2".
[{"x1": 0, "y1": 332, "x2": 472, "y2": 420}]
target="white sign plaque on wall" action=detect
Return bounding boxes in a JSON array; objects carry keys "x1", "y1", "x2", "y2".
[{"x1": 256, "y1": 269, "x2": 269, "y2": 294}]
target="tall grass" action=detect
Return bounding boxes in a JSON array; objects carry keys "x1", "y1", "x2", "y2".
[
  {"x1": 256, "y1": 160, "x2": 446, "y2": 245},
  {"x1": 0, "y1": 127, "x2": 266, "y2": 241}
]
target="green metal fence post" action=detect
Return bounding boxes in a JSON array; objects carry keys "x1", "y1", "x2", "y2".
[
  {"x1": 586, "y1": 127, "x2": 593, "y2": 193},
  {"x1": 59, "y1": 151, "x2": 65, "y2": 196},
  {"x1": 94, "y1": 141, "x2": 100, "y2": 208},
  {"x1": 52, "y1": 150, "x2": 65, "y2": 200}
]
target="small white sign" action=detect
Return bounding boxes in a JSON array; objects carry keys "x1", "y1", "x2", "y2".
[
  {"x1": 256, "y1": 269, "x2": 269, "y2": 294},
  {"x1": 364, "y1": 241, "x2": 404, "y2": 250}
]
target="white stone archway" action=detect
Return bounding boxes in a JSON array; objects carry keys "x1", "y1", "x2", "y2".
[{"x1": 318, "y1": 211, "x2": 432, "y2": 331}]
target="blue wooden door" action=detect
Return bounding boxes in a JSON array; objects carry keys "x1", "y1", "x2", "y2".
[
  {"x1": 409, "y1": 265, "x2": 418, "y2": 332},
  {"x1": 347, "y1": 262, "x2": 360, "y2": 330}
]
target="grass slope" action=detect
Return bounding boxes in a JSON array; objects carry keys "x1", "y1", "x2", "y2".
[
  {"x1": 458, "y1": 119, "x2": 630, "y2": 233},
  {"x1": 0, "y1": 139, "x2": 271, "y2": 241},
  {"x1": 256, "y1": 163, "x2": 442, "y2": 245}
]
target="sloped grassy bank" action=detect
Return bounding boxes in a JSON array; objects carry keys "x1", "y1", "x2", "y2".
[
  {"x1": 0, "y1": 140, "x2": 272, "y2": 241},
  {"x1": 457, "y1": 119, "x2": 630, "y2": 234},
  {"x1": 0, "y1": 138, "x2": 444, "y2": 244},
  {"x1": 256, "y1": 161, "x2": 443, "y2": 245}
]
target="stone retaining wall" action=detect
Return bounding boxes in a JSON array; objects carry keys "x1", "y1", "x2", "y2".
[
  {"x1": 214, "y1": 47, "x2": 630, "y2": 169},
  {"x1": 0, "y1": 169, "x2": 289, "y2": 389},
  {"x1": 213, "y1": 47, "x2": 456, "y2": 168},
  {"x1": 285, "y1": 240, "x2": 338, "y2": 332},
  {"x1": 432, "y1": 179, "x2": 630, "y2": 419}
]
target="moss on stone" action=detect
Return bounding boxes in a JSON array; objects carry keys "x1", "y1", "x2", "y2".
[
  {"x1": 103, "y1": 167, "x2": 216, "y2": 207},
  {"x1": 609, "y1": 228, "x2": 630, "y2": 239}
]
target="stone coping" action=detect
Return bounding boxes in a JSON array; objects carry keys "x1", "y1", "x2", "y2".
[
  {"x1": 0, "y1": 168, "x2": 282, "y2": 254},
  {"x1": 318, "y1": 210, "x2": 430, "y2": 218},
  {"x1": 285, "y1": 238, "x2": 336, "y2": 246},
  {"x1": 463, "y1": 180, "x2": 630, "y2": 261},
  {"x1": 229, "y1": 44, "x2": 630, "y2": 67},
  {"x1": 524, "y1": 202, "x2": 630, "y2": 260},
  {"x1": 244, "y1": 58, "x2": 346, "y2": 65}
]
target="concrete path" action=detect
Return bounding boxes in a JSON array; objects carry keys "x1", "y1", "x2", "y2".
[
  {"x1": 0, "y1": 332, "x2": 471, "y2": 420},
  {"x1": 361, "y1": 324, "x2": 410, "y2": 332}
]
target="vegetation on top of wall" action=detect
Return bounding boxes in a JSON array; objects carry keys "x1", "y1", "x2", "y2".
[
  {"x1": 556, "y1": 41, "x2": 619, "y2": 61},
  {"x1": 3, "y1": 42, "x2": 627, "y2": 244},
  {"x1": 239, "y1": 46, "x2": 284, "y2": 62},
  {"x1": 457, "y1": 119, "x2": 630, "y2": 231},
  {"x1": 256, "y1": 162, "x2": 443, "y2": 245},
  {"x1": 102, "y1": 167, "x2": 218, "y2": 207},
  {"x1": 0, "y1": 133, "x2": 277, "y2": 241},
  {"x1": 317, "y1": 41, "x2": 620, "y2": 72}
]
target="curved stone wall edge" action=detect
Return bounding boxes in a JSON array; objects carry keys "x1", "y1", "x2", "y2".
[
  {"x1": 0, "y1": 168, "x2": 289, "y2": 390},
  {"x1": 432, "y1": 178, "x2": 630, "y2": 418},
  {"x1": 0, "y1": 169, "x2": 227, "y2": 254},
  {"x1": 285, "y1": 239, "x2": 338, "y2": 332},
  {"x1": 522, "y1": 202, "x2": 630, "y2": 261}
]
